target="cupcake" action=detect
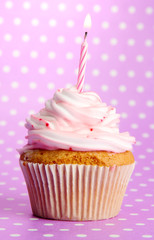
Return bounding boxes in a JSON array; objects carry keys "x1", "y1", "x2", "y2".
[{"x1": 19, "y1": 86, "x2": 135, "y2": 221}]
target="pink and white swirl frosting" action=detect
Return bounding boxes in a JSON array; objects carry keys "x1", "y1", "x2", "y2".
[{"x1": 20, "y1": 86, "x2": 135, "y2": 154}]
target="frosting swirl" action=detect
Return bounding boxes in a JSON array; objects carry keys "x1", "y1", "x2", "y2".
[{"x1": 19, "y1": 86, "x2": 135, "y2": 153}]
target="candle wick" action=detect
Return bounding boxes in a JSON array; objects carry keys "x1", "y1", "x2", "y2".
[{"x1": 84, "y1": 32, "x2": 88, "y2": 40}]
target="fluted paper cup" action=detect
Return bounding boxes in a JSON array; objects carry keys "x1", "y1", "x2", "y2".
[{"x1": 20, "y1": 161, "x2": 135, "y2": 220}]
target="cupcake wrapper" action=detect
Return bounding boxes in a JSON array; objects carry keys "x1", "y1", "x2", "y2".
[{"x1": 20, "y1": 161, "x2": 135, "y2": 221}]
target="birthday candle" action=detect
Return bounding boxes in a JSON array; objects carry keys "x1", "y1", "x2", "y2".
[{"x1": 76, "y1": 14, "x2": 92, "y2": 92}]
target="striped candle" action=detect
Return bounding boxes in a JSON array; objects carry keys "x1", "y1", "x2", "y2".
[{"x1": 76, "y1": 14, "x2": 91, "y2": 92}]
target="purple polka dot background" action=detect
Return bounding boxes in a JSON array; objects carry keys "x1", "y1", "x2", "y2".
[{"x1": 0, "y1": 0, "x2": 154, "y2": 239}]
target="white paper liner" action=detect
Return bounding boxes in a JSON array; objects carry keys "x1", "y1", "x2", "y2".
[{"x1": 20, "y1": 161, "x2": 135, "y2": 221}]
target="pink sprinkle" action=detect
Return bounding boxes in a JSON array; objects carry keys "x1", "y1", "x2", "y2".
[
  {"x1": 101, "y1": 119, "x2": 103, "y2": 122},
  {"x1": 32, "y1": 125, "x2": 34, "y2": 128},
  {"x1": 90, "y1": 128, "x2": 93, "y2": 131},
  {"x1": 69, "y1": 147, "x2": 72, "y2": 151},
  {"x1": 46, "y1": 123, "x2": 49, "y2": 127},
  {"x1": 58, "y1": 89, "x2": 60, "y2": 92},
  {"x1": 39, "y1": 118, "x2": 42, "y2": 121}
]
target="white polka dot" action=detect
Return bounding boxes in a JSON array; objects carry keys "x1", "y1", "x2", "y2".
[
  {"x1": 110, "y1": 70, "x2": 118, "y2": 77},
  {"x1": 130, "y1": 213, "x2": 138, "y2": 216},
  {"x1": 137, "y1": 86, "x2": 144, "y2": 93},
  {"x1": 119, "y1": 54, "x2": 126, "y2": 62},
  {"x1": 110, "y1": 99, "x2": 118, "y2": 106},
  {"x1": 49, "y1": 19, "x2": 57, "y2": 27},
  {"x1": 3, "y1": 65, "x2": 10, "y2": 73},
  {"x1": 119, "y1": 22, "x2": 127, "y2": 29},
  {"x1": 131, "y1": 123, "x2": 138, "y2": 129},
  {"x1": 23, "y1": 1, "x2": 31, "y2": 9},
  {"x1": 145, "y1": 39, "x2": 152, "y2": 47},
  {"x1": 75, "y1": 37, "x2": 82, "y2": 44},
  {"x1": 111, "y1": 6, "x2": 119, "y2": 13},
  {"x1": 43, "y1": 234, "x2": 54, "y2": 237},
  {"x1": 128, "y1": 100, "x2": 136, "y2": 106},
  {"x1": 139, "y1": 113, "x2": 146, "y2": 119},
  {"x1": 0, "y1": 139, "x2": 4, "y2": 144},
  {"x1": 136, "y1": 141, "x2": 142, "y2": 146},
  {"x1": 39, "y1": 67, "x2": 46, "y2": 74},
  {"x1": 47, "y1": 83, "x2": 55, "y2": 90},
  {"x1": 10, "y1": 109, "x2": 17, "y2": 115},
  {"x1": 91, "y1": 228, "x2": 101, "y2": 231},
  {"x1": 145, "y1": 71, "x2": 153, "y2": 78},
  {"x1": 59, "y1": 229, "x2": 69, "y2": 231},
  {"x1": 56, "y1": 68, "x2": 64, "y2": 75},
  {"x1": 128, "y1": 6, "x2": 136, "y2": 14},
  {"x1": 5, "y1": 1, "x2": 13, "y2": 8},
  {"x1": 4, "y1": 160, "x2": 11, "y2": 165},
  {"x1": 127, "y1": 70, "x2": 135, "y2": 78},
  {"x1": 93, "y1": 5, "x2": 101, "y2": 12},
  {"x1": 67, "y1": 20, "x2": 74, "y2": 28},
  {"x1": 30, "y1": 51, "x2": 38, "y2": 58},
  {"x1": 142, "y1": 133, "x2": 149, "y2": 138},
  {"x1": 38, "y1": 97, "x2": 45, "y2": 104},
  {"x1": 10, "y1": 234, "x2": 21, "y2": 237},
  {"x1": 93, "y1": 37, "x2": 100, "y2": 45},
  {"x1": 29, "y1": 82, "x2": 37, "y2": 89},
  {"x1": 8, "y1": 131, "x2": 15, "y2": 136},
  {"x1": 76, "y1": 234, "x2": 87, "y2": 238},
  {"x1": 119, "y1": 85, "x2": 127, "y2": 92},
  {"x1": 28, "y1": 110, "x2": 35, "y2": 115},
  {"x1": 12, "y1": 50, "x2": 20, "y2": 58},
  {"x1": 147, "y1": 218, "x2": 154, "y2": 220},
  {"x1": 57, "y1": 36, "x2": 65, "y2": 43},
  {"x1": 109, "y1": 235, "x2": 120, "y2": 238},
  {"x1": 142, "y1": 235, "x2": 153, "y2": 239},
  {"x1": 145, "y1": 7, "x2": 153, "y2": 15},
  {"x1": 101, "y1": 21, "x2": 109, "y2": 29},
  {"x1": 28, "y1": 229, "x2": 38, "y2": 231},
  {"x1": 135, "y1": 199, "x2": 143, "y2": 202},
  {"x1": 76, "y1": 4, "x2": 83, "y2": 12},
  {"x1": 136, "y1": 23, "x2": 144, "y2": 30},
  {"x1": 146, "y1": 100, "x2": 153, "y2": 107},
  {"x1": 136, "y1": 223, "x2": 145, "y2": 226},
  {"x1": 121, "y1": 112, "x2": 128, "y2": 119},
  {"x1": 19, "y1": 96, "x2": 27, "y2": 103},
  {"x1": 0, "y1": 228, "x2": 6, "y2": 230},
  {"x1": 44, "y1": 223, "x2": 54, "y2": 226},
  {"x1": 31, "y1": 18, "x2": 39, "y2": 26},
  {"x1": 6, "y1": 147, "x2": 13, "y2": 152},
  {"x1": 128, "y1": 39, "x2": 135, "y2": 46},
  {"x1": 40, "y1": 2, "x2": 48, "y2": 10},
  {"x1": 148, "y1": 178, "x2": 154, "y2": 182},
  {"x1": 58, "y1": 3, "x2": 66, "y2": 11},
  {"x1": 0, "y1": 121, "x2": 7, "y2": 126},
  {"x1": 11, "y1": 81, "x2": 18, "y2": 88},
  {"x1": 1, "y1": 95, "x2": 9, "y2": 102},
  {"x1": 4, "y1": 33, "x2": 12, "y2": 42},
  {"x1": 140, "y1": 183, "x2": 147, "y2": 187},
  {"x1": 18, "y1": 121, "x2": 25, "y2": 126},
  {"x1": 74, "y1": 224, "x2": 84, "y2": 226},
  {"x1": 143, "y1": 166, "x2": 150, "y2": 171},
  {"x1": 101, "y1": 54, "x2": 109, "y2": 61},
  {"x1": 14, "y1": 18, "x2": 21, "y2": 25},
  {"x1": 101, "y1": 85, "x2": 108, "y2": 92},
  {"x1": 48, "y1": 51, "x2": 56, "y2": 59},
  {"x1": 40, "y1": 35, "x2": 47, "y2": 42},
  {"x1": 125, "y1": 204, "x2": 133, "y2": 206},
  {"x1": 21, "y1": 66, "x2": 28, "y2": 74},
  {"x1": 66, "y1": 52, "x2": 73, "y2": 60},
  {"x1": 149, "y1": 124, "x2": 154, "y2": 129},
  {"x1": 0, "y1": 17, "x2": 4, "y2": 24},
  {"x1": 110, "y1": 38, "x2": 118, "y2": 45},
  {"x1": 123, "y1": 228, "x2": 133, "y2": 231},
  {"x1": 92, "y1": 69, "x2": 100, "y2": 76},
  {"x1": 22, "y1": 34, "x2": 30, "y2": 42},
  {"x1": 146, "y1": 148, "x2": 153, "y2": 153},
  {"x1": 136, "y1": 55, "x2": 144, "y2": 62}
]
